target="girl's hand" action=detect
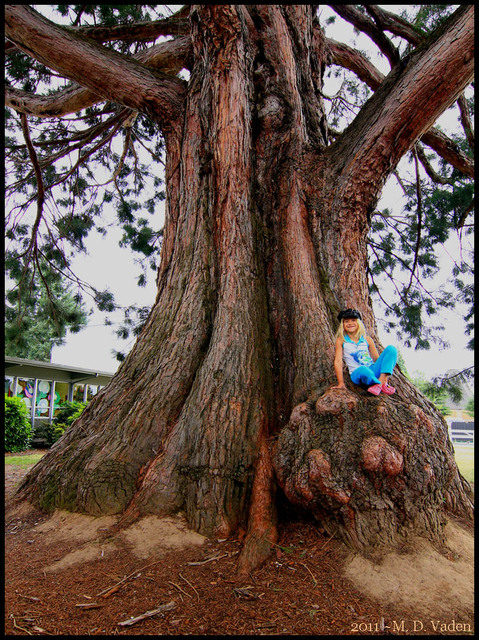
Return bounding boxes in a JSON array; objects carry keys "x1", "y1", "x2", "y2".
[{"x1": 332, "y1": 382, "x2": 346, "y2": 390}]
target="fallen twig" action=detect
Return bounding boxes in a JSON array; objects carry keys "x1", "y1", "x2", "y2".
[
  {"x1": 169, "y1": 581, "x2": 191, "y2": 599},
  {"x1": 300, "y1": 562, "x2": 318, "y2": 586},
  {"x1": 75, "y1": 602, "x2": 106, "y2": 609},
  {"x1": 179, "y1": 572, "x2": 200, "y2": 600},
  {"x1": 97, "y1": 559, "x2": 164, "y2": 598},
  {"x1": 9, "y1": 614, "x2": 54, "y2": 636},
  {"x1": 256, "y1": 621, "x2": 277, "y2": 629},
  {"x1": 18, "y1": 594, "x2": 42, "y2": 603},
  {"x1": 100, "y1": 583, "x2": 125, "y2": 598},
  {"x1": 117, "y1": 601, "x2": 176, "y2": 627},
  {"x1": 233, "y1": 585, "x2": 259, "y2": 599},
  {"x1": 32, "y1": 625, "x2": 52, "y2": 635},
  {"x1": 187, "y1": 553, "x2": 228, "y2": 566},
  {"x1": 10, "y1": 614, "x2": 33, "y2": 635},
  {"x1": 320, "y1": 532, "x2": 336, "y2": 551}
]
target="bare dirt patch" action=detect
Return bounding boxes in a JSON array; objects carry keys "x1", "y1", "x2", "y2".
[
  {"x1": 27, "y1": 509, "x2": 206, "y2": 572},
  {"x1": 5, "y1": 455, "x2": 474, "y2": 635},
  {"x1": 344, "y1": 522, "x2": 474, "y2": 618}
]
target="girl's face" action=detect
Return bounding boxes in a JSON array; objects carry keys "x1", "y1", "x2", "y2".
[{"x1": 343, "y1": 318, "x2": 358, "y2": 334}]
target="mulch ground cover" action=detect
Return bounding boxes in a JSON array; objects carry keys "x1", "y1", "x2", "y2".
[{"x1": 4, "y1": 452, "x2": 473, "y2": 636}]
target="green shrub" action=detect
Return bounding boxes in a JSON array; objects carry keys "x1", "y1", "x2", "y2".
[
  {"x1": 31, "y1": 419, "x2": 56, "y2": 447},
  {"x1": 52, "y1": 401, "x2": 87, "y2": 442},
  {"x1": 5, "y1": 395, "x2": 33, "y2": 452}
]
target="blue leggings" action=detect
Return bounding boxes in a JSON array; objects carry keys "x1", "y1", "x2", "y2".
[{"x1": 350, "y1": 345, "x2": 398, "y2": 387}]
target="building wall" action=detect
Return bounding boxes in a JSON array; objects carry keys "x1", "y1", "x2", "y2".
[{"x1": 5, "y1": 375, "x2": 104, "y2": 427}]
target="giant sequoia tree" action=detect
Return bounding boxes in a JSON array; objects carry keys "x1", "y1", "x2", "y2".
[{"x1": 6, "y1": 5, "x2": 474, "y2": 574}]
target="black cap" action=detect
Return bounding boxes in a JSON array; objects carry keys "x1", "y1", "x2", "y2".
[{"x1": 337, "y1": 309, "x2": 362, "y2": 321}]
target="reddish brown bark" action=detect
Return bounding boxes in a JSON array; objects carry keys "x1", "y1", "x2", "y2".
[
  {"x1": 11, "y1": 5, "x2": 474, "y2": 575},
  {"x1": 272, "y1": 386, "x2": 473, "y2": 551}
]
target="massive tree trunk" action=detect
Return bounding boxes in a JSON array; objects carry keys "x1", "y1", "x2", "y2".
[{"x1": 13, "y1": 5, "x2": 473, "y2": 574}]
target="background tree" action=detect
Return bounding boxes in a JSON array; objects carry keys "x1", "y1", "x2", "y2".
[
  {"x1": 464, "y1": 397, "x2": 474, "y2": 418},
  {"x1": 411, "y1": 373, "x2": 452, "y2": 417},
  {"x1": 5, "y1": 268, "x2": 89, "y2": 361},
  {"x1": 5, "y1": 5, "x2": 474, "y2": 575}
]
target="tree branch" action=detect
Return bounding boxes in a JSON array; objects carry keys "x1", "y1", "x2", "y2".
[
  {"x1": 65, "y1": 6, "x2": 190, "y2": 43},
  {"x1": 5, "y1": 5, "x2": 187, "y2": 130},
  {"x1": 457, "y1": 92, "x2": 474, "y2": 152},
  {"x1": 326, "y1": 38, "x2": 384, "y2": 90},
  {"x1": 327, "y1": 6, "x2": 474, "y2": 178},
  {"x1": 4, "y1": 6, "x2": 190, "y2": 55},
  {"x1": 5, "y1": 35, "x2": 192, "y2": 119},
  {"x1": 420, "y1": 129, "x2": 473, "y2": 179},
  {"x1": 19, "y1": 113, "x2": 44, "y2": 259},
  {"x1": 404, "y1": 146, "x2": 423, "y2": 298},
  {"x1": 363, "y1": 5, "x2": 423, "y2": 46},
  {"x1": 456, "y1": 199, "x2": 475, "y2": 230},
  {"x1": 328, "y1": 4, "x2": 400, "y2": 66},
  {"x1": 16, "y1": 113, "x2": 45, "y2": 317},
  {"x1": 368, "y1": 239, "x2": 445, "y2": 308},
  {"x1": 5, "y1": 83, "x2": 100, "y2": 119},
  {"x1": 44, "y1": 119, "x2": 125, "y2": 193},
  {"x1": 6, "y1": 108, "x2": 131, "y2": 196},
  {"x1": 434, "y1": 366, "x2": 474, "y2": 385},
  {"x1": 415, "y1": 144, "x2": 453, "y2": 185}
]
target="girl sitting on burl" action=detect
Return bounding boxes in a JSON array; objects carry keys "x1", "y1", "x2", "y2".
[{"x1": 332, "y1": 308, "x2": 397, "y2": 396}]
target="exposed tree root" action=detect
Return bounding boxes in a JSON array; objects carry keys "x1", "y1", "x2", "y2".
[{"x1": 237, "y1": 437, "x2": 278, "y2": 576}]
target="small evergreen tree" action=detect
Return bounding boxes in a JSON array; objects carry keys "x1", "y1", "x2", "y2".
[
  {"x1": 464, "y1": 397, "x2": 474, "y2": 418},
  {"x1": 412, "y1": 374, "x2": 451, "y2": 416},
  {"x1": 5, "y1": 269, "x2": 89, "y2": 361}
]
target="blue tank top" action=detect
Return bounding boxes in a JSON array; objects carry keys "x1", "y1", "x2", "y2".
[{"x1": 343, "y1": 335, "x2": 374, "y2": 373}]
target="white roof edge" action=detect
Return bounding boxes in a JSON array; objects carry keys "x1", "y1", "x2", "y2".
[{"x1": 5, "y1": 355, "x2": 116, "y2": 378}]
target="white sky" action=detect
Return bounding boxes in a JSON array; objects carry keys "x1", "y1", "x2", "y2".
[{"x1": 13, "y1": 5, "x2": 472, "y2": 381}]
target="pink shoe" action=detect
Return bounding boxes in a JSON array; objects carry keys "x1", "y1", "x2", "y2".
[
  {"x1": 367, "y1": 383, "x2": 382, "y2": 396},
  {"x1": 381, "y1": 383, "x2": 396, "y2": 395}
]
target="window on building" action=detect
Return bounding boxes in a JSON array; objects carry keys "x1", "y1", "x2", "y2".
[
  {"x1": 72, "y1": 384, "x2": 86, "y2": 402},
  {"x1": 53, "y1": 382, "x2": 70, "y2": 416},
  {"x1": 15, "y1": 378, "x2": 35, "y2": 413},
  {"x1": 35, "y1": 380, "x2": 52, "y2": 417},
  {"x1": 86, "y1": 384, "x2": 100, "y2": 402},
  {"x1": 5, "y1": 376, "x2": 15, "y2": 396}
]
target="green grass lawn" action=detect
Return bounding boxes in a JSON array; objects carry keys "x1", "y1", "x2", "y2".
[
  {"x1": 5, "y1": 453, "x2": 45, "y2": 468},
  {"x1": 453, "y1": 444, "x2": 474, "y2": 483}
]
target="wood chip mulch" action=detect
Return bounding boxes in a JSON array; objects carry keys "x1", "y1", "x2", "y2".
[{"x1": 4, "y1": 454, "x2": 474, "y2": 636}]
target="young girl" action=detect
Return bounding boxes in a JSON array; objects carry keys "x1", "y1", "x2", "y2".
[{"x1": 332, "y1": 309, "x2": 397, "y2": 395}]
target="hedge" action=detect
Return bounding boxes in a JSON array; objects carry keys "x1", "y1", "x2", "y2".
[{"x1": 5, "y1": 395, "x2": 33, "y2": 453}]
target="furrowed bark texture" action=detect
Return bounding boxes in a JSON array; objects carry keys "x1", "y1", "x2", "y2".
[
  {"x1": 272, "y1": 386, "x2": 473, "y2": 550},
  {"x1": 15, "y1": 5, "x2": 473, "y2": 573}
]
